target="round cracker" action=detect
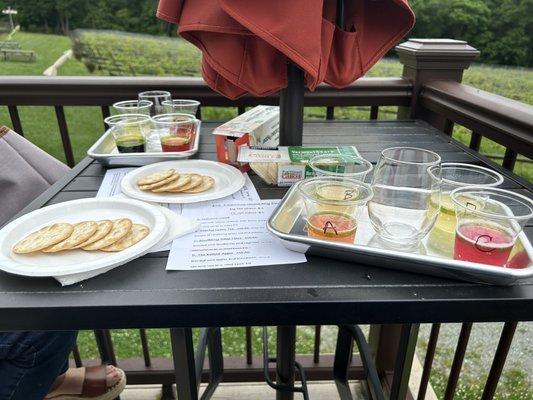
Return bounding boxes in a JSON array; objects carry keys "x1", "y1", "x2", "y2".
[
  {"x1": 82, "y1": 219, "x2": 132, "y2": 251},
  {"x1": 101, "y1": 224, "x2": 150, "y2": 252},
  {"x1": 137, "y1": 169, "x2": 175, "y2": 186},
  {"x1": 181, "y1": 176, "x2": 215, "y2": 193},
  {"x1": 13, "y1": 223, "x2": 74, "y2": 254},
  {"x1": 152, "y1": 174, "x2": 191, "y2": 193},
  {"x1": 42, "y1": 221, "x2": 98, "y2": 253},
  {"x1": 74, "y1": 220, "x2": 113, "y2": 249},
  {"x1": 169, "y1": 174, "x2": 203, "y2": 192},
  {"x1": 139, "y1": 173, "x2": 180, "y2": 191}
]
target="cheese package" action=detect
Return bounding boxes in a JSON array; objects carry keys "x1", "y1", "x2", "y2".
[
  {"x1": 238, "y1": 146, "x2": 361, "y2": 186},
  {"x1": 213, "y1": 105, "x2": 279, "y2": 172}
]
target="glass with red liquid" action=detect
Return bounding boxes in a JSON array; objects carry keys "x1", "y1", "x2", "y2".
[
  {"x1": 451, "y1": 187, "x2": 533, "y2": 268},
  {"x1": 298, "y1": 177, "x2": 373, "y2": 244},
  {"x1": 151, "y1": 113, "x2": 198, "y2": 153}
]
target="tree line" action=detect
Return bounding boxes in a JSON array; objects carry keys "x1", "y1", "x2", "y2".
[{"x1": 1, "y1": 0, "x2": 532, "y2": 67}]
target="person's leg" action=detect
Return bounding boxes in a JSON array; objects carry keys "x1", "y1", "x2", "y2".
[{"x1": 0, "y1": 331, "x2": 77, "y2": 400}]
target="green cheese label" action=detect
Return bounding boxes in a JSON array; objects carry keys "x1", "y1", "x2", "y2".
[{"x1": 287, "y1": 146, "x2": 361, "y2": 163}]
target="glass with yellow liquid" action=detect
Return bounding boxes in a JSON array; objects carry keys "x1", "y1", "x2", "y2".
[
  {"x1": 297, "y1": 177, "x2": 373, "y2": 244},
  {"x1": 427, "y1": 163, "x2": 503, "y2": 256}
]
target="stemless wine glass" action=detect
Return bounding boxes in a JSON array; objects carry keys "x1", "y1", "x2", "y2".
[
  {"x1": 451, "y1": 187, "x2": 533, "y2": 267},
  {"x1": 151, "y1": 113, "x2": 197, "y2": 152},
  {"x1": 162, "y1": 99, "x2": 200, "y2": 117},
  {"x1": 112, "y1": 100, "x2": 153, "y2": 115},
  {"x1": 298, "y1": 177, "x2": 373, "y2": 244},
  {"x1": 427, "y1": 163, "x2": 504, "y2": 256},
  {"x1": 309, "y1": 154, "x2": 373, "y2": 182},
  {"x1": 368, "y1": 147, "x2": 442, "y2": 249},
  {"x1": 138, "y1": 90, "x2": 172, "y2": 115}
]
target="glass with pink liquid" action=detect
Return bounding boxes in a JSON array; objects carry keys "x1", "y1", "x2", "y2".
[{"x1": 450, "y1": 187, "x2": 533, "y2": 267}]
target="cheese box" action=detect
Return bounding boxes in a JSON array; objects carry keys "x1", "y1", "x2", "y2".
[
  {"x1": 238, "y1": 146, "x2": 361, "y2": 186},
  {"x1": 213, "y1": 105, "x2": 279, "y2": 172}
]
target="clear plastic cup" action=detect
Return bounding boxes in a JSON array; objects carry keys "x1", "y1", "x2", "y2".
[
  {"x1": 368, "y1": 147, "x2": 442, "y2": 249},
  {"x1": 298, "y1": 177, "x2": 373, "y2": 244},
  {"x1": 427, "y1": 163, "x2": 504, "y2": 256},
  {"x1": 162, "y1": 99, "x2": 200, "y2": 116},
  {"x1": 111, "y1": 116, "x2": 153, "y2": 153},
  {"x1": 151, "y1": 113, "x2": 198, "y2": 153},
  {"x1": 451, "y1": 187, "x2": 533, "y2": 267},
  {"x1": 138, "y1": 90, "x2": 171, "y2": 115},
  {"x1": 104, "y1": 113, "x2": 151, "y2": 129},
  {"x1": 309, "y1": 154, "x2": 373, "y2": 182},
  {"x1": 112, "y1": 100, "x2": 153, "y2": 115}
]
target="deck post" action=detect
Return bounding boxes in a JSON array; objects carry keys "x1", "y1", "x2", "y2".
[{"x1": 395, "y1": 39, "x2": 479, "y2": 130}]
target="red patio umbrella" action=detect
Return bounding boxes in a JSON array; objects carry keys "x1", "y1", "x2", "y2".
[{"x1": 157, "y1": 0, "x2": 415, "y2": 99}]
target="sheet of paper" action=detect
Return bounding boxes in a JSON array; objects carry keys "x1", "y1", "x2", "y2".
[
  {"x1": 166, "y1": 200, "x2": 306, "y2": 270},
  {"x1": 96, "y1": 168, "x2": 260, "y2": 251},
  {"x1": 96, "y1": 167, "x2": 134, "y2": 198}
]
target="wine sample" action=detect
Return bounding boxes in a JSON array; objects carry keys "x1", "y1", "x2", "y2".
[
  {"x1": 427, "y1": 196, "x2": 456, "y2": 255},
  {"x1": 115, "y1": 134, "x2": 145, "y2": 153},
  {"x1": 307, "y1": 212, "x2": 356, "y2": 243},
  {"x1": 454, "y1": 223, "x2": 514, "y2": 266},
  {"x1": 160, "y1": 135, "x2": 190, "y2": 152},
  {"x1": 428, "y1": 195, "x2": 483, "y2": 256}
]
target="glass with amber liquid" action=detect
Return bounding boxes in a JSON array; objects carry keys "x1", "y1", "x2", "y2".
[
  {"x1": 298, "y1": 177, "x2": 373, "y2": 244},
  {"x1": 427, "y1": 164, "x2": 504, "y2": 256},
  {"x1": 152, "y1": 113, "x2": 198, "y2": 153}
]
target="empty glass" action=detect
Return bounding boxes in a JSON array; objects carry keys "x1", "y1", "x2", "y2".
[
  {"x1": 138, "y1": 90, "x2": 172, "y2": 115},
  {"x1": 451, "y1": 187, "x2": 533, "y2": 267},
  {"x1": 298, "y1": 177, "x2": 373, "y2": 244},
  {"x1": 309, "y1": 154, "x2": 373, "y2": 182},
  {"x1": 112, "y1": 100, "x2": 153, "y2": 115},
  {"x1": 151, "y1": 113, "x2": 197, "y2": 152},
  {"x1": 368, "y1": 147, "x2": 442, "y2": 249},
  {"x1": 427, "y1": 163, "x2": 504, "y2": 256},
  {"x1": 111, "y1": 116, "x2": 153, "y2": 153},
  {"x1": 162, "y1": 99, "x2": 200, "y2": 117}
]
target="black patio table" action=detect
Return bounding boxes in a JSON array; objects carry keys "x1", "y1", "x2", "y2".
[{"x1": 1, "y1": 120, "x2": 532, "y2": 400}]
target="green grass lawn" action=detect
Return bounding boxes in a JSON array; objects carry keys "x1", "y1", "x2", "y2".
[{"x1": 1, "y1": 31, "x2": 532, "y2": 398}]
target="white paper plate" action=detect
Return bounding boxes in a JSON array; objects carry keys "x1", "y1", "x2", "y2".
[
  {"x1": 0, "y1": 198, "x2": 168, "y2": 277},
  {"x1": 120, "y1": 160, "x2": 246, "y2": 204}
]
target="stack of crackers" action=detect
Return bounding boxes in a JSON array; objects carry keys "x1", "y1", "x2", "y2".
[
  {"x1": 12, "y1": 219, "x2": 150, "y2": 254},
  {"x1": 138, "y1": 169, "x2": 214, "y2": 194}
]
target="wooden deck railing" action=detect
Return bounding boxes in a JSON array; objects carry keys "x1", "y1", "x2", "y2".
[
  {"x1": 0, "y1": 75, "x2": 411, "y2": 168},
  {"x1": 1, "y1": 39, "x2": 532, "y2": 400},
  {"x1": 419, "y1": 80, "x2": 533, "y2": 170}
]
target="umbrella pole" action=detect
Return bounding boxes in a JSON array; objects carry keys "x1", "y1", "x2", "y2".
[
  {"x1": 278, "y1": 0, "x2": 344, "y2": 146},
  {"x1": 279, "y1": 62, "x2": 305, "y2": 146}
]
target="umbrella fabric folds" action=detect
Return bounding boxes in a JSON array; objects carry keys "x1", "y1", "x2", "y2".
[{"x1": 157, "y1": 0, "x2": 415, "y2": 99}]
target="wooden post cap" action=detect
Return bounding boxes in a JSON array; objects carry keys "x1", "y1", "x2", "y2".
[{"x1": 396, "y1": 39, "x2": 480, "y2": 70}]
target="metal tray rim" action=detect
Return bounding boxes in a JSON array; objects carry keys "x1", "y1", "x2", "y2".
[{"x1": 266, "y1": 184, "x2": 533, "y2": 282}]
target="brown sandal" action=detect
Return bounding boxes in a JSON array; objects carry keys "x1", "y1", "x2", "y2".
[{"x1": 46, "y1": 365, "x2": 126, "y2": 400}]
